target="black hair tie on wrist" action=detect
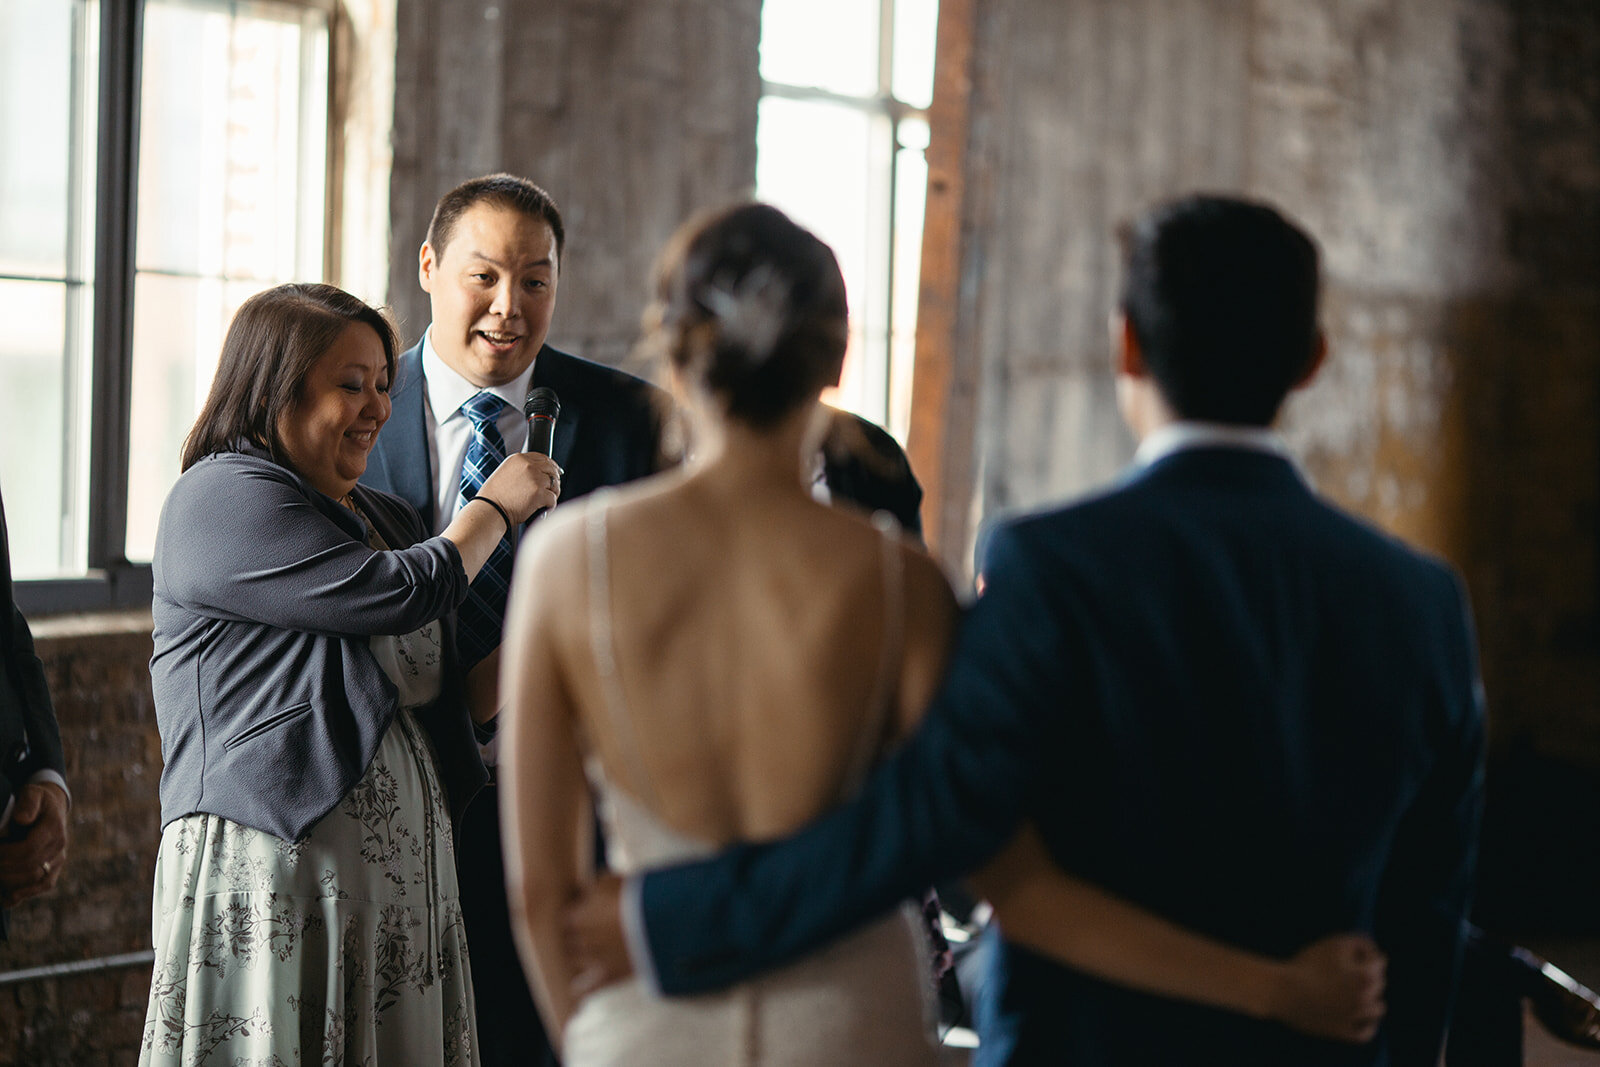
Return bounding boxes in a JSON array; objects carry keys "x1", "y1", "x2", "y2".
[{"x1": 472, "y1": 495, "x2": 514, "y2": 535}]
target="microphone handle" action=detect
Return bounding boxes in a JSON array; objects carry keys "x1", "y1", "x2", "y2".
[
  {"x1": 526, "y1": 413, "x2": 559, "y2": 521},
  {"x1": 527, "y1": 414, "x2": 556, "y2": 456}
]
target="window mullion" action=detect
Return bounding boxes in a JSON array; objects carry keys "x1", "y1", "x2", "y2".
[
  {"x1": 878, "y1": 0, "x2": 896, "y2": 99},
  {"x1": 86, "y1": 0, "x2": 143, "y2": 573}
]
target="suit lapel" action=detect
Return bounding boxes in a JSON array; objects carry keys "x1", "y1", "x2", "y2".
[
  {"x1": 381, "y1": 344, "x2": 438, "y2": 528},
  {"x1": 532, "y1": 347, "x2": 581, "y2": 471}
]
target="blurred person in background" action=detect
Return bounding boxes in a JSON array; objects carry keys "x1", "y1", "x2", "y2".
[{"x1": 0, "y1": 487, "x2": 69, "y2": 938}]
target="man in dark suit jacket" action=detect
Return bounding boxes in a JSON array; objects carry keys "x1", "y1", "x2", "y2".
[
  {"x1": 816, "y1": 406, "x2": 925, "y2": 539},
  {"x1": 360, "y1": 174, "x2": 665, "y2": 1067},
  {"x1": 573, "y1": 195, "x2": 1486, "y2": 1065},
  {"x1": 0, "y1": 488, "x2": 70, "y2": 939}
]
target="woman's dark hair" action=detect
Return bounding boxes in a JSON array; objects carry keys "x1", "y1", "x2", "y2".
[
  {"x1": 645, "y1": 202, "x2": 848, "y2": 428},
  {"x1": 181, "y1": 283, "x2": 398, "y2": 471}
]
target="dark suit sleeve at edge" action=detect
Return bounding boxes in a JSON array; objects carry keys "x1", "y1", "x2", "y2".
[
  {"x1": 7, "y1": 602, "x2": 64, "y2": 781},
  {"x1": 1375, "y1": 569, "x2": 1487, "y2": 1064},
  {"x1": 2, "y1": 489, "x2": 65, "y2": 783},
  {"x1": 639, "y1": 523, "x2": 1061, "y2": 995}
]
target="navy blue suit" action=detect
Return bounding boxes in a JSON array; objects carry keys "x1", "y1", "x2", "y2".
[
  {"x1": 634, "y1": 445, "x2": 1485, "y2": 1066},
  {"x1": 1, "y1": 489, "x2": 66, "y2": 940},
  {"x1": 362, "y1": 340, "x2": 666, "y2": 528},
  {"x1": 361, "y1": 337, "x2": 667, "y2": 1067}
]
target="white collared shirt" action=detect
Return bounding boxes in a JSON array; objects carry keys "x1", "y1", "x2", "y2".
[
  {"x1": 420, "y1": 328, "x2": 538, "y2": 535},
  {"x1": 1133, "y1": 421, "x2": 1290, "y2": 468}
]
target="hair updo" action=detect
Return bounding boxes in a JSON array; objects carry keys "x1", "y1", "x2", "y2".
[{"x1": 645, "y1": 203, "x2": 848, "y2": 428}]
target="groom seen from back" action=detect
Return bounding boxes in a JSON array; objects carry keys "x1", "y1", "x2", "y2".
[{"x1": 570, "y1": 195, "x2": 1486, "y2": 1066}]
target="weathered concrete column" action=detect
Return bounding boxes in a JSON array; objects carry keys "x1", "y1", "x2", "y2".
[
  {"x1": 920, "y1": 0, "x2": 1599, "y2": 767},
  {"x1": 389, "y1": 0, "x2": 763, "y2": 368}
]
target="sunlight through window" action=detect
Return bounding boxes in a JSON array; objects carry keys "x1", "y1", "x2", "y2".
[{"x1": 756, "y1": 0, "x2": 939, "y2": 442}]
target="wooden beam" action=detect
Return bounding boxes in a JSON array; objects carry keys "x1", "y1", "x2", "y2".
[{"x1": 906, "y1": 0, "x2": 980, "y2": 575}]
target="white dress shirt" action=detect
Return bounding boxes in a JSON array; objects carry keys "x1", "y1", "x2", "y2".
[
  {"x1": 419, "y1": 328, "x2": 539, "y2": 535},
  {"x1": 1133, "y1": 420, "x2": 1290, "y2": 468}
]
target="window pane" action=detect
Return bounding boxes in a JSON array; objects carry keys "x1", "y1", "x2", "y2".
[
  {"x1": 756, "y1": 97, "x2": 893, "y2": 423},
  {"x1": 125, "y1": 274, "x2": 226, "y2": 562},
  {"x1": 125, "y1": 0, "x2": 329, "y2": 560},
  {"x1": 888, "y1": 132, "x2": 929, "y2": 440},
  {"x1": 0, "y1": 281, "x2": 93, "y2": 579},
  {"x1": 137, "y1": 0, "x2": 327, "y2": 281},
  {"x1": 0, "y1": 0, "x2": 96, "y2": 280},
  {"x1": 892, "y1": 0, "x2": 940, "y2": 110},
  {"x1": 760, "y1": 0, "x2": 880, "y2": 96},
  {"x1": 0, "y1": 1, "x2": 96, "y2": 579}
]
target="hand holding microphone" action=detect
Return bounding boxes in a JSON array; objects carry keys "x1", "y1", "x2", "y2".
[
  {"x1": 475, "y1": 386, "x2": 563, "y2": 525},
  {"x1": 524, "y1": 386, "x2": 561, "y2": 520}
]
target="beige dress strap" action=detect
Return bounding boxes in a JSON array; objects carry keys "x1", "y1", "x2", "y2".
[{"x1": 585, "y1": 496, "x2": 667, "y2": 811}]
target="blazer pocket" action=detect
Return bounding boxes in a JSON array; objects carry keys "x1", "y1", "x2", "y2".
[{"x1": 223, "y1": 701, "x2": 314, "y2": 751}]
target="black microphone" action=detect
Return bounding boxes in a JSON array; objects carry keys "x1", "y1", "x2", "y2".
[
  {"x1": 523, "y1": 386, "x2": 561, "y2": 521},
  {"x1": 523, "y1": 386, "x2": 560, "y2": 455}
]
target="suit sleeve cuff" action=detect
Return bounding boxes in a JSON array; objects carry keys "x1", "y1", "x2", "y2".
[
  {"x1": 27, "y1": 771, "x2": 70, "y2": 809},
  {"x1": 621, "y1": 874, "x2": 663, "y2": 996}
]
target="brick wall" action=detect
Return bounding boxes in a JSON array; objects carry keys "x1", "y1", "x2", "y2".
[{"x1": 0, "y1": 616, "x2": 159, "y2": 1066}]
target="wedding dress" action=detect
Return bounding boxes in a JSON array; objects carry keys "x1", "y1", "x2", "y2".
[{"x1": 562, "y1": 500, "x2": 937, "y2": 1066}]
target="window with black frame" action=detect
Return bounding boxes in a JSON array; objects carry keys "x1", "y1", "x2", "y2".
[
  {"x1": 2, "y1": 0, "x2": 333, "y2": 611},
  {"x1": 755, "y1": 0, "x2": 939, "y2": 442}
]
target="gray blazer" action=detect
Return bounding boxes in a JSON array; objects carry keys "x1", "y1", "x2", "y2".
[{"x1": 149, "y1": 443, "x2": 487, "y2": 841}]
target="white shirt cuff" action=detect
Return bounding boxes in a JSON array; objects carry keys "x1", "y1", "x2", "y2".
[
  {"x1": 28, "y1": 770, "x2": 70, "y2": 808},
  {"x1": 620, "y1": 874, "x2": 663, "y2": 996},
  {"x1": 0, "y1": 772, "x2": 68, "y2": 832}
]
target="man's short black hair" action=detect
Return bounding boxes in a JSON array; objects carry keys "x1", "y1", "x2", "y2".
[
  {"x1": 426, "y1": 173, "x2": 566, "y2": 263},
  {"x1": 1119, "y1": 195, "x2": 1321, "y2": 426}
]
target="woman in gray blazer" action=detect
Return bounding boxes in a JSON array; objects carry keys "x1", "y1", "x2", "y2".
[{"x1": 138, "y1": 283, "x2": 555, "y2": 1067}]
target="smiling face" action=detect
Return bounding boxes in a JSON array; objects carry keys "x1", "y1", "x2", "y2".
[
  {"x1": 276, "y1": 322, "x2": 392, "y2": 499},
  {"x1": 419, "y1": 202, "x2": 560, "y2": 388}
]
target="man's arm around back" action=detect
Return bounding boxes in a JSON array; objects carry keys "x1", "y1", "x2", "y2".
[{"x1": 635, "y1": 522, "x2": 1067, "y2": 994}]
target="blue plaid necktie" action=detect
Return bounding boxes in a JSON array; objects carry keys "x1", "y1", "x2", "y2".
[{"x1": 456, "y1": 391, "x2": 514, "y2": 667}]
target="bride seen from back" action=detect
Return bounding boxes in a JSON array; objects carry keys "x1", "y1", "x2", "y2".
[{"x1": 497, "y1": 203, "x2": 1384, "y2": 1066}]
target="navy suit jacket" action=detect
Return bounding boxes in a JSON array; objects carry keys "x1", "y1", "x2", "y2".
[
  {"x1": 0, "y1": 490, "x2": 64, "y2": 809},
  {"x1": 819, "y1": 408, "x2": 924, "y2": 540},
  {"x1": 361, "y1": 340, "x2": 667, "y2": 529},
  {"x1": 635, "y1": 446, "x2": 1485, "y2": 1066},
  {"x1": 1, "y1": 489, "x2": 67, "y2": 939}
]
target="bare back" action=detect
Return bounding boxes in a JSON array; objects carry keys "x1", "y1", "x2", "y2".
[{"x1": 546, "y1": 471, "x2": 958, "y2": 848}]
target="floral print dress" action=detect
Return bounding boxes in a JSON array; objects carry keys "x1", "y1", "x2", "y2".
[{"x1": 139, "y1": 611, "x2": 478, "y2": 1066}]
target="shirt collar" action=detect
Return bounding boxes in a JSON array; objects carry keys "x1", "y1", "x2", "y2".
[
  {"x1": 1133, "y1": 421, "x2": 1289, "y2": 468},
  {"x1": 420, "y1": 326, "x2": 537, "y2": 422}
]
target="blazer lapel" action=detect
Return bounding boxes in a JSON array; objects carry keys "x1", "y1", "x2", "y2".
[
  {"x1": 532, "y1": 347, "x2": 581, "y2": 472},
  {"x1": 381, "y1": 344, "x2": 438, "y2": 528}
]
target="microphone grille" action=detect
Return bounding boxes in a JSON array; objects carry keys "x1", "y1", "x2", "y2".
[{"x1": 524, "y1": 386, "x2": 560, "y2": 420}]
